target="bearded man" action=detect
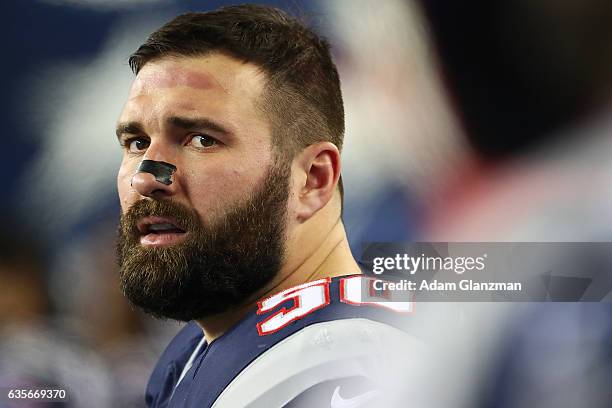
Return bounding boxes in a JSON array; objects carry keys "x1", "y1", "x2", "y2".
[{"x1": 115, "y1": 5, "x2": 414, "y2": 407}]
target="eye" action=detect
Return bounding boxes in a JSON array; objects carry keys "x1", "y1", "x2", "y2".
[
  {"x1": 189, "y1": 134, "x2": 218, "y2": 149},
  {"x1": 124, "y1": 138, "x2": 150, "y2": 154}
]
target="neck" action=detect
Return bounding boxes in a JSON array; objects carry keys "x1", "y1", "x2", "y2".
[{"x1": 195, "y1": 218, "x2": 360, "y2": 342}]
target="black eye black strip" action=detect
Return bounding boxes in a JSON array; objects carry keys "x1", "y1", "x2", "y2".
[{"x1": 135, "y1": 160, "x2": 177, "y2": 185}]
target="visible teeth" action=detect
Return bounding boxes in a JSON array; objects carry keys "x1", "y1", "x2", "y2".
[{"x1": 148, "y1": 223, "x2": 177, "y2": 232}]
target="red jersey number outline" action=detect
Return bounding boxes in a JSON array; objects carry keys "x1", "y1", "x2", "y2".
[
  {"x1": 256, "y1": 278, "x2": 331, "y2": 336},
  {"x1": 256, "y1": 276, "x2": 413, "y2": 336}
]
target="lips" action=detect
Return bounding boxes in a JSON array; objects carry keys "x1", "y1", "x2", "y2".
[{"x1": 136, "y1": 216, "x2": 187, "y2": 247}]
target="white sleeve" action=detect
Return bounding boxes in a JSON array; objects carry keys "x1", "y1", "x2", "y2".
[{"x1": 211, "y1": 318, "x2": 425, "y2": 408}]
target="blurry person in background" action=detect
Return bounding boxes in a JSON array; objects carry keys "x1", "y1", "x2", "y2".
[
  {"x1": 0, "y1": 224, "x2": 112, "y2": 407},
  {"x1": 322, "y1": 1, "x2": 612, "y2": 406},
  {"x1": 415, "y1": 1, "x2": 612, "y2": 407},
  {"x1": 116, "y1": 4, "x2": 417, "y2": 408},
  {"x1": 419, "y1": 0, "x2": 612, "y2": 241}
]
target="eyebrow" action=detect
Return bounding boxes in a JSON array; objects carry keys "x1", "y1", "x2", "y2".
[
  {"x1": 166, "y1": 116, "x2": 230, "y2": 135},
  {"x1": 116, "y1": 116, "x2": 231, "y2": 140},
  {"x1": 115, "y1": 122, "x2": 143, "y2": 139}
]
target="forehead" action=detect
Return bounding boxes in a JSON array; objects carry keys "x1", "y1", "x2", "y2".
[
  {"x1": 120, "y1": 53, "x2": 270, "y2": 138},
  {"x1": 130, "y1": 62, "x2": 217, "y2": 91},
  {"x1": 129, "y1": 53, "x2": 265, "y2": 94}
]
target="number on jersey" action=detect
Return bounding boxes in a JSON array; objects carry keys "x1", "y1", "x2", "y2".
[{"x1": 257, "y1": 276, "x2": 413, "y2": 336}]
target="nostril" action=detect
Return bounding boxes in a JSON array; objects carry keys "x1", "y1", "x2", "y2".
[{"x1": 149, "y1": 188, "x2": 170, "y2": 199}]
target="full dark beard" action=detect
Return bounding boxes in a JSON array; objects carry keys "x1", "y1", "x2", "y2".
[{"x1": 116, "y1": 162, "x2": 289, "y2": 321}]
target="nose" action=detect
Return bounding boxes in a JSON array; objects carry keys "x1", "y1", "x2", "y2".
[{"x1": 131, "y1": 160, "x2": 178, "y2": 199}]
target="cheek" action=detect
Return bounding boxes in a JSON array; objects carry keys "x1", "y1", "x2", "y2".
[
  {"x1": 117, "y1": 162, "x2": 135, "y2": 212},
  {"x1": 186, "y1": 167, "x2": 245, "y2": 210},
  {"x1": 182, "y1": 160, "x2": 266, "y2": 216}
]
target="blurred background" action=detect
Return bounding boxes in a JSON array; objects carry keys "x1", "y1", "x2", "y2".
[{"x1": 1, "y1": 0, "x2": 611, "y2": 406}]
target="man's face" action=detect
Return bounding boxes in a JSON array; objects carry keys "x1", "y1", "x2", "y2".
[{"x1": 115, "y1": 53, "x2": 290, "y2": 321}]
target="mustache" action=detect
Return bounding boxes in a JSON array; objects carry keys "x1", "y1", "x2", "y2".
[{"x1": 120, "y1": 199, "x2": 201, "y2": 237}]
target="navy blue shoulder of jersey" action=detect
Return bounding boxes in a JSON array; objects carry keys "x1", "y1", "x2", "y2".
[
  {"x1": 146, "y1": 275, "x2": 410, "y2": 408},
  {"x1": 145, "y1": 321, "x2": 204, "y2": 407}
]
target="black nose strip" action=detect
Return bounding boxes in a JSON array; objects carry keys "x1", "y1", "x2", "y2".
[{"x1": 134, "y1": 160, "x2": 177, "y2": 186}]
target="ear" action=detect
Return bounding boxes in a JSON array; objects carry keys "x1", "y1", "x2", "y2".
[{"x1": 293, "y1": 142, "x2": 341, "y2": 222}]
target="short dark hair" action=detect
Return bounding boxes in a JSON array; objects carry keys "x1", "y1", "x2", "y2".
[{"x1": 129, "y1": 4, "x2": 344, "y2": 201}]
